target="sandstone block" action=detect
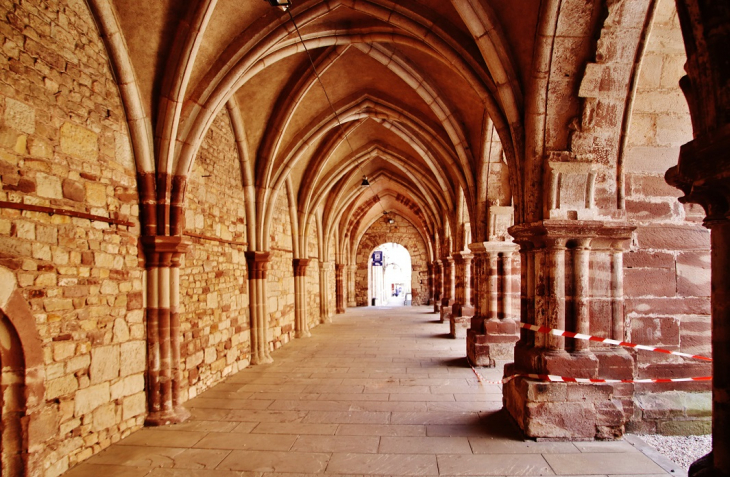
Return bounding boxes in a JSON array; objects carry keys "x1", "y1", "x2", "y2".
[
  {"x1": 120, "y1": 341, "x2": 146, "y2": 376},
  {"x1": 36, "y1": 172, "x2": 63, "y2": 199},
  {"x1": 90, "y1": 345, "x2": 119, "y2": 384},
  {"x1": 47, "y1": 375, "x2": 78, "y2": 400},
  {"x1": 60, "y1": 122, "x2": 98, "y2": 160},
  {"x1": 62, "y1": 179, "x2": 85, "y2": 202},
  {"x1": 66, "y1": 354, "x2": 90, "y2": 374},
  {"x1": 85, "y1": 182, "x2": 107, "y2": 207},
  {"x1": 53, "y1": 341, "x2": 76, "y2": 362},
  {"x1": 4, "y1": 98, "x2": 35, "y2": 134},
  {"x1": 92, "y1": 402, "x2": 116, "y2": 432},
  {"x1": 122, "y1": 392, "x2": 146, "y2": 420},
  {"x1": 624, "y1": 268, "x2": 676, "y2": 297},
  {"x1": 75, "y1": 383, "x2": 110, "y2": 416}
]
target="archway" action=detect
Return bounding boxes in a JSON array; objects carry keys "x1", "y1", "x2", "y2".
[{"x1": 369, "y1": 243, "x2": 413, "y2": 306}]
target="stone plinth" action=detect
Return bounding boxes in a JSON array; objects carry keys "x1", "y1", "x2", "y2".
[
  {"x1": 466, "y1": 241, "x2": 519, "y2": 366},
  {"x1": 504, "y1": 220, "x2": 634, "y2": 439}
]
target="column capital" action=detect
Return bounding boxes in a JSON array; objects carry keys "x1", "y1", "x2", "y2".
[
  {"x1": 293, "y1": 258, "x2": 311, "y2": 277},
  {"x1": 509, "y1": 220, "x2": 634, "y2": 249},
  {"x1": 245, "y1": 251, "x2": 271, "y2": 279},
  {"x1": 141, "y1": 236, "x2": 190, "y2": 268},
  {"x1": 452, "y1": 252, "x2": 474, "y2": 264},
  {"x1": 666, "y1": 124, "x2": 730, "y2": 225}
]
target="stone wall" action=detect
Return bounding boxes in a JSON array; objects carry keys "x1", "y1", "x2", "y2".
[
  {"x1": 623, "y1": 0, "x2": 711, "y2": 432},
  {"x1": 355, "y1": 214, "x2": 430, "y2": 306},
  {"x1": 0, "y1": 0, "x2": 145, "y2": 474},
  {"x1": 180, "y1": 109, "x2": 250, "y2": 400},
  {"x1": 267, "y1": 191, "x2": 295, "y2": 350}
]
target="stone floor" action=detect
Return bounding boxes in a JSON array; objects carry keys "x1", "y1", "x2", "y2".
[{"x1": 64, "y1": 306, "x2": 681, "y2": 477}]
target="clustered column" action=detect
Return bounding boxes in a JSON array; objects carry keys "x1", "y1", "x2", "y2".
[
  {"x1": 465, "y1": 241, "x2": 519, "y2": 367},
  {"x1": 293, "y1": 258, "x2": 311, "y2": 338},
  {"x1": 432, "y1": 260, "x2": 442, "y2": 313},
  {"x1": 142, "y1": 236, "x2": 191, "y2": 425},
  {"x1": 439, "y1": 257, "x2": 455, "y2": 322},
  {"x1": 450, "y1": 252, "x2": 474, "y2": 338},
  {"x1": 246, "y1": 251, "x2": 273, "y2": 364},
  {"x1": 504, "y1": 222, "x2": 634, "y2": 439},
  {"x1": 319, "y1": 261, "x2": 332, "y2": 323},
  {"x1": 347, "y1": 264, "x2": 357, "y2": 308},
  {"x1": 335, "y1": 263, "x2": 346, "y2": 314}
]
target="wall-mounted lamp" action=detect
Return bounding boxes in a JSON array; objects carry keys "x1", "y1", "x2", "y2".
[
  {"x1": 388, "y1": 218, "x2": 395, "y2": 224},
  {"x1": 264, "y1": 0, "x2": 292, "y2": 11},
  {"x1": 361, "y1": 176, "x2": 370, "y2": 186}
]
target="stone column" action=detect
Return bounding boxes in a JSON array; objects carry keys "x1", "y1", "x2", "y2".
[
  {"x1": 426, "y1": 262, "x2": 434, "y2": 306},
  {"x1": 246, "y1": 251, "x2": 273, "y2": 364},
  {"x1": 347, "y1": 264, "x2": 357, "y2": 307},
  {"x1": 293, "y1": 258, "x2": 311, "y2": 338},
  {"x1": 466, "y1": 241, "x2": 520, "y2": 367},
  {"x1": 450, "y1": 252, "x2": 474, "y2": 338},
  {"x1": 666, "y1": 127, "x2": 730, "y2": 477},
  {"x1": 319, "y1": 261, "x2": 332, "y2": 323},
  {"x1": 432, "y1": 260, "x2": 442, "y2": 313},
  {"x1": 439, "y1": 257, "x2": 455, "y2": 322},
  {"x1": 141, "y1": 236, "x2": 190, "y2": 426},
  {"x1": 503, "y1": 221, "x2": 634, "y2": 440},
  {"x1": 335, "y1": 263, "x2": 346, "y2": 314}
]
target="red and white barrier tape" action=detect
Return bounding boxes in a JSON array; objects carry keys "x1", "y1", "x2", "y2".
[
  {"x1": 470, "y1": 367, "x2": 711, "y2": 386},
  {"x1": 519, "y1": 322, "x2": 712, "y2": 362}
]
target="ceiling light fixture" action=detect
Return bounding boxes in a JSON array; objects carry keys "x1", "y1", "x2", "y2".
[
  {"x1": 264, "y1": 0, "x2": 291, "y2": 11},
  {"x1": 388, "y1": 218, "x2": 395, "y2": 224},
  {"x1": 361, "y1": 176, "x2": 370, "y2": 187}
]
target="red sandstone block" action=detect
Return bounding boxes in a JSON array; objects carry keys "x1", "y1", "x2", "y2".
[
  {"x1": 634, "y1": 225, "x2": 709, "y2": 250},
  {"x1": 624, "y1": 251, "x2": 674, "y2": 269},
  {"x1": 624, "y1": 268, "x2": 676, "y2": 297},
  {"x1": 626, "y1": 199, "x2": 675, "y2": 220},
  {"x1": 625, "y1": 297, "x2": 710, "y2": 315},
  {"x1": 626, "y1": 174, "x2": 683, "y2": 198},
  {"x1": 631, "y1": 315, "x2": 680, "y2": 346}
]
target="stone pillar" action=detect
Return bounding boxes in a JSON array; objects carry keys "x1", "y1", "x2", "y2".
[
  {"x1": 426, "y1": 262, "x2": 434, "y2": 306},
  {"x1": 319, "y1": 261, "x2": 332, "y2": 323},
  {"x1": 335, "y1": 263, "x2": 346, "y2": 314},
  {"x1": 347, "y1": 264, "x2": 357, "y2": 307},
  {"x1": 141, "y1": 236, "x2": 191, "y2": 426},
  {"x1": 439, "y1": 257, "x2": 455, "y2": 322},
  {"x1": 293, "y1": 258, "x2": 311, "y2": 338},
  {"x1": 450, "y1": 252, "x2": 474, "y2": 338},
  {"x1": 466, "y1": 241, "x2": 519, "y2": 367},
  {"x1": 246, "y1": 251, "x2": 273, "y2": 365},
  {"x1": 432, "y1": 260, "x2": 442, "y2": 313},
  {"x1": 666, "y1": 126, "x2": 730, "y2": 477},
  {"x1": 503, "y1": 221, "x2": 634, "y2": 440}
]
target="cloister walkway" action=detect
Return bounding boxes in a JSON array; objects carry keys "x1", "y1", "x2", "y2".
[{"x1": 66, "y1": 306, "x2": 679, "y2": 477}]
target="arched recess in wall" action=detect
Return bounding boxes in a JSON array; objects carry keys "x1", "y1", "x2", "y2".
[{"x1": 0, "y1": 267, "x2": 45, "y2": 477}]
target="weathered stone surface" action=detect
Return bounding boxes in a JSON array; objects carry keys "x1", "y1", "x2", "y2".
[
  {"x1": 60, "y1": 122, "x2": 98, "y2": 160},
  {"x1": 75, "y1": 383, "x2": 110, "y2": 416},
  {"x1": 90, "y1": 346, "x2": 119, "y2": 384}
]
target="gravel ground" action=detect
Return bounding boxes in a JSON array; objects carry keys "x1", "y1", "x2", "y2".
[{"x1": 637, "y1": 434, "x2": 711, "y2": 469}]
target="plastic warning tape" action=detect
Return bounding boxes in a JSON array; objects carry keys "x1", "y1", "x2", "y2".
[
  {"x1": 470, "y1": 367, "x2": 712, "y2": 386},
  {"x1": 518, "y1": 322, "x2": 712, "y2": 362}
]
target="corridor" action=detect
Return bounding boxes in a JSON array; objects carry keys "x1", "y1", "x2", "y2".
[{"x1": 65, "y1": 307, "x2": 675, "y2": 477}]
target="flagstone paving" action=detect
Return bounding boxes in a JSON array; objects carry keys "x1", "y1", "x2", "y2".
[{"x1": 64, "y1": 306, "x2": 682, "y2": 477}]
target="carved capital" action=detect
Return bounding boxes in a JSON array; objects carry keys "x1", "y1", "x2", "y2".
[
  {"x1": 245, "y1": 251, "x2": 271, "y2": 279},
  {"x1": 141, "y1": 236, "x2": 190, "y2": 268},
  {"x1": 666, "y1": 124, "x2": 730, "y2": 225},
  {"x1": 293, "y1": 258, "x2": 311, "y2": 277}
]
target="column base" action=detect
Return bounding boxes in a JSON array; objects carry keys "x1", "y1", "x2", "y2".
[
  {"x1": 251, "y1": 350, "x2": 274, "y2": 365},
  {"x1": 450, "y1": 305, "x2": 474, "y2": 338},
  {"x1": 145, "y1": 406, "x2": 191, "y2": 427},
  {"x1": 503, "y1": 366, "x2": 626, "y2": 440},
  {"x1": 690, "y1": 453, "x2": 729, "y2": 477},
  {"x1": 433, "y1": 301, "x2": 441, "y2": 313},
  {"x1": 466, "y1": 319, "x2": 519, "y2": 366},
  {"x1": 336, "y1": 307, "x2": 345, "y2": 314},
  {"x1": 295, "y1": 330, "x2": 311, "y2": 338}
]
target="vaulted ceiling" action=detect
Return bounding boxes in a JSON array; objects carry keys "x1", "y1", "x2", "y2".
[{"x1": 96, "y1": 0, "x2": 568, "y2": 259}]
